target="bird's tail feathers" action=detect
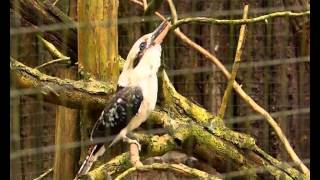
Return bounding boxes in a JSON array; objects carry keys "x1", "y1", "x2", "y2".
[
  {"x1": 90, "y1": 112, "x2": 104, "y2": 141},
  {"x1": 74, "y1": 145, "x2": 106, "y2": 179}
]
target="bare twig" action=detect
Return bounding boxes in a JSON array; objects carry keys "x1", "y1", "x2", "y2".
[
  {"x1": 36, "y1": 35, "x2": 69, "y2": 59},
  {"x1": 35, "y1": 58, "x2": 71, "y2": 69},
  {"x1": 218, "y1": 4, "x2": 249, "y2": 119},
  {"x1": 53, "y1": 0, "x2": 60, "y2": 6},
  {"x1": 130, "y1": 0, "x2": 166, "y2": 21},
  {"x1": 131, "y1": 0, "x2": 310, "y2": 176},
  {"x1": 36, "y1": 35, "x2": 71, "y2": 68},
  {"x1": 143, "y1": 0, "x2": 165, "y2": 17},
  {"x1": 166, "y1": 0, "x2": 177, "y2": 23},
  {"x1": 170, "y1": 10, "x2": 310, "y2": 30},
  {"x1": 33, "y1": 168, "x2": 53, "y2": 180},
  {"x1": 115, "y1": 163, "x2": 221, "y2": 180}
]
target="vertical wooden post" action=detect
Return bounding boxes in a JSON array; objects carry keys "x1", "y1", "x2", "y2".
[
  {"x1": 53, "y1": 1, "x2": 80, "y2": 179},
  {"x1": 78, "y1": 0, "x2": 119, "y2": 82},
  {"x1": 77, "y1": 0, "x2": 119, "y2": 167},
  {"x1": 53, "y1": 87, "x2": 79, "y2": 180}
]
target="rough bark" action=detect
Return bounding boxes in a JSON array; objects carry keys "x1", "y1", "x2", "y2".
[{"x1": 77, "y1": 0, "x2": 119, "y2": 82}]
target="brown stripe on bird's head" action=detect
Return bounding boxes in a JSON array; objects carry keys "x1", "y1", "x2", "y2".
[{"x1": 132, "y1": 20, "x2": 171, "y2": 68}]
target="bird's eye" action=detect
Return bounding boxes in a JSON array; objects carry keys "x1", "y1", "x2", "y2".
[{"x1": 139, "y1": 42, "x2": 146, "y2": 50}]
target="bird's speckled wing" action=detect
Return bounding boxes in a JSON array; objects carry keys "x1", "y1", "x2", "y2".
[{"x1": 90, "y1": 86, "x2": 143, "y2": 140}]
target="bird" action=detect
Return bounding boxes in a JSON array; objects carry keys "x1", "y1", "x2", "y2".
[{"x1": 75, "y1": 20, "x2": 171, "y2": 179}]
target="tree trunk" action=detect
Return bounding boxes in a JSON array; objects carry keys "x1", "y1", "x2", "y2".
[
  {"x1": 77, "y1": 0, "x2": 119, "y2": 168},
  {"x1": 53, "y1": 1, "x2": 80, "y2": 179},
  {"x1": 54, "y1": 94, "x2": 79, "y2": 179}
]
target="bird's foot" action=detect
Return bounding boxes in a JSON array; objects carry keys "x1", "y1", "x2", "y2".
[{"x1": 123, "y1": 137, "x2": 141, "y2": 151}]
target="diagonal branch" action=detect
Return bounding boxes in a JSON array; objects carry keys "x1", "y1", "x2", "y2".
[
  {"x1": 218, "y1": 3, "x2": 249, "y2": 118},
  {"x1": 33, "y1": 168, "x2": 53, "y2": 180},
  {"x1": 36, "y1": 35, "x2": 70, "y2": 60}
]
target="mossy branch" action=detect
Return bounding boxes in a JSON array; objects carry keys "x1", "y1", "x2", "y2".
[
  {"x1": 86, "y1": 111, "x2": 305, "y2": 179},
  {"x1": 115, "y1": 163, "x2": 221, "y2": 180},
  {"x1": 11, "y1": 58, "x2": 306, "y2": 179},
  {"x1": 83, "y1": 134, "x2": 177, "y2": 179},
  {"x1": 83, "y1": 70, "x2": 305, "y2": 180},
  {"x1": 171, "y1": 10, "x2": 310, "y2": 30},
  {"x1": 10, "y1": 57, "x2": 114, "y2": 110}
]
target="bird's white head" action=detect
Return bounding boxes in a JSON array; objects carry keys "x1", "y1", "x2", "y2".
[{"x1": 119, "y1": 20, "x2": 170, "y2": 87}]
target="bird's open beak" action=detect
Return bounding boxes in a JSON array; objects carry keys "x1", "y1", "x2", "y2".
[{"x1": 151, "y1": 20, "x2": 171, "y2": 45}]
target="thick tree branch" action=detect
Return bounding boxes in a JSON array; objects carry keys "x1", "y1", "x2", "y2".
[
  {"x1": 83, "y1": 134, "x2": 177, "y2": 179},
  {"x1": 11, "y1": 57, "x2": 306, "y2": 179},
  {"x1": 10, "y1": 58, "x2": 114, "y2": 110},
  {"x1": 84, "y1": 70, "x2": 305, "y2": 180},
  {"x1": 87, "y1": 109, "x2": 305, "y2": 179},
  {"x1": 115, "y1": 163, "x2": 221, "y2": 180},
  {"x1": 170, "y1": 10, "x2": 310, "y2": 30}
]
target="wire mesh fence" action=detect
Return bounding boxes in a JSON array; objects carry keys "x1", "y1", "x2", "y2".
[{"x1": 10, "y1": 0, "x2": 309, "y2": 179}]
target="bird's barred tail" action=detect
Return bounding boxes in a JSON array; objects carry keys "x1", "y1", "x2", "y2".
[{"x1": 74, "y1": 144, "x2": 106, "y2": 179}]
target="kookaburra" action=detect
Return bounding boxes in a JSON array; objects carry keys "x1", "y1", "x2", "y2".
[{"x1": 75, "y1": 20, "x2": 170, "y2": 178}]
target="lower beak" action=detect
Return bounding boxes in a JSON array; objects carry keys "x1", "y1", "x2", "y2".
[{"x1": 151, "y1": 20, "x2": 171, "y2": 45}]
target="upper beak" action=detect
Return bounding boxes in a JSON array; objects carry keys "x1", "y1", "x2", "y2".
[{"x1": 151, "y1": 20, "x2": 171, "y2": 45}]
